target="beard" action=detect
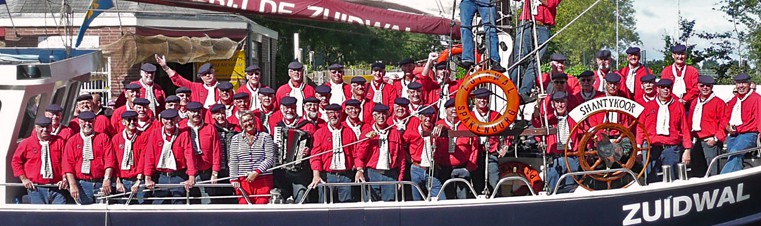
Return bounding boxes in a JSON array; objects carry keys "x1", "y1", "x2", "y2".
[
  {"x1": 306, "y1": 111, "x2": 318, "y2": 119},
  {"x1": 284, "y1": 113, "x2": 296, "y2": 120}
]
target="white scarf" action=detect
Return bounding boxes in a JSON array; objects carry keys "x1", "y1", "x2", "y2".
[
  {"x1": 581, "y1": 90, "x2": 596, "y2": 101},
  {"x1": 80, "y1": 132, "x2": 94, "y2": 174},
  {"x1": 51, "y1": 125, "x2": 62, "y2": 136},
  {"x1": 328, "y1": 125, "x2": 346, "y2": 171},
  {"x1": 120, "y1": 131, "x2": 137, "y2": 170},
  {"x1": 261, "y1": 109, "x2": 275, "y2": 133},
  {"x1": 444, "y1": 118, "x2": 459, "y2": 154},
  {"x1": 596, "y1": 69, "x2": 606, "y2": 92},
  {"x1": 671, "y1": 64, "x2": 687, "y2": 99},
  {"x1": 140, "y1": 80, "x2": 158, "y2": 113},
  {"x1": 319, "y1": 108, "x2": 329, "y2": 122},
  {"x1": 329, "y1": 81, "x2": 346, "y2": 105},
  {"x1": 604, "y1": 93, "x2": 618, "y2": 123},
  {"x1": 288, "y1": 81, "x2": 306, "y2": 116},
  {"x1": 203, "y1": 83, "x2": 217, "y2": 109},
  {"x1": 374, "y1": 125, "x2": 391, "y2": 170},
  {"x1": 418, "y1": 125, "x2": 434, "y2": 167},
  {"x1": 247, "y1": 83, "x2": 261, "y2": 110},
  {"x1": 691, "y1": 94, "x2": 715, "y2": 131},
  {"x1": 409, "y1": 104, "x2": 421, "y2": 116},
  {"x1": 400, "y1": 78, "x2": 415, "y2": 99},
  {"x1": 157, "y1": 129, "x2": 178, "y2": 170},
  {"x1": 438, "y1": 83, "x2": 451, "y2": 119},
  {"x1": 371, "y1": 82, "x2": 384, "y2": 103},
  {"x1": 557, "y1": 113, "x2": 570, "y2": 146},
  {"x1": 474, "y1": 108, "x2": 490, "y2": 143},
  {"x1": 346, "y1": 119, "x2": 362, "y2": 139},
  {"x1": 178, "y1": 109, "x2": 189, "y2": 119},
  {"x1": 394, "y1": 117, "x2": 409, "y2": 132},
  {"x1": 188, "y1": 121, "x2": 204, "y2": 155},
  {"x1": 626, "y1": 64, "x2": 639, "y2": 93},
  {"x1": 39, "y1": 140, "x2": 53, "y2": 179},
  {"x1": 136, "y1": 119, "x2": 152, "y2": 132},
  {"x1": 358, "y1": 100, "x2": 367, "y2": 123},
  {"x1": 656, "y1": 98, "x2": 674, "y2": 135},
  {"x1": 730, "y1": 92, "x2": 751, "y2": 126},
  {"x1": 642, "y1": 94, "x2": 656, "y2": 103}
]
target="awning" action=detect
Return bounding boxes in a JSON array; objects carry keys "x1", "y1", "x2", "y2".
[{"x1": 102, "y1": 34, "x2": 239, "y2": 71}]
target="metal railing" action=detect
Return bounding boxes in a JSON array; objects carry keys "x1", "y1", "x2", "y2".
[
  {"x1": 490, "y1": 176, "x2": 537, "y2": 199},
  {"x1": 435, "y1": 178, "x2": 479, "y2": 200},
  {"x1": 705, "y1": 146, "x2": 761, "y2": 178},
  {"x1": 552, "y1": 168, "x2": 640, "y2": 195},
  {"x1": 299, "y1": 181, "x2": 427, "y2": 204}
]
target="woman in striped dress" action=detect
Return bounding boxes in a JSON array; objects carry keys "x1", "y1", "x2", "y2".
[{"x1": 229, "y1": 111, "x2": 277, "y2": 204}]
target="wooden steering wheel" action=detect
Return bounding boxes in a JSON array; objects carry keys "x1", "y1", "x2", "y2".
[{"x1": 563, "y1": 109, "x2": 651, "y2": 191}]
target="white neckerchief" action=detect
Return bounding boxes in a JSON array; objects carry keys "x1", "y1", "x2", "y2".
[
  {"x1": 656, "y1": 98, "x2": 674, "y2": 135},
  {"x1": 39, "y1": 139, "x2": 53, "y2": 179},
  {"x1": 51, "y1": 125, "x2": 62, "y2": 136},
  {"x1": 140, "y1": 80, "x2": 158, "y2": 113},
  {"x1": 400, "y1": 78, "x2": 416, "y2": 99},
  {"x1": 626, "y1": 64, "x2": 639, "y2": 93},
  {"x1": 691, "y1": 94, "x2": 715, "y2": 131},
  {"x1": 642, "y1": 93, "x2": 656, "y2": 103},
  {"x1": 596, "y1": 69, "x2": 606, "y2": 92},
  {"x1": 409, "y1": 103, "x2": 421, "y2": 116},
  {"x1": 319, "y1": 108, "x2": 329, "y2": 122},
  {"x1": 120, "y1": 130, "x2": 137, "y2": 170},
  {"x1": 371, "y1": 81, "x2": 384, "y2": 103},
  {"x1": 438, "y1": 83, "x2": 451, "y2": 119},
  {"x1": 444, "y1": 118, "x2": 460, "y2": 154},
  {"x1": 247, "y1": 83, "x2": 261, "y2": 110},
  {"x1": 178, "y1": 109, "x2": 189, "y2": 119},
  {"x1": 730, "y1": 92, "x2": 752, "y2": 126},
  {"x1": 604, "y1": 93, "x2": 619, "y2": 123},
  {"x1": 203, "y1": 83, "x2": 217, "y2": 109},
  {"x1": 672, "y1": 64, "x2": 687, "y2": 99},
  {"x1": 329, "y1": 81, "x2": 346, "y2": 105},
  {"x1": 418, "y1": 125, "x2": 434, "y2": 167},
  {"x1": 358, "y1": 100, "x2": 366, "y2": 122},
  {"x1": 261, "y1": 109, "x2": 275, "y2": 132},
  {"x1": 157, "y1": 129, "x2": 178, "y2": 170},
  {"x1": 136, "y1": 119, "x2": 152, "y2": 132},
  {"x1": 80, "y1": 132, "x2": 94, "y2": 174},
  {"x1": 346, "y1": 119, "x2": 362, "y2": 139},
  {"x1": 288, "y1": 81, "x2": 306, "y2": 116},
  {"x1": 374, "y1": 124, "x2": 391, "y2": 170},
  {"x1": 474, "y1": 108, "x2": 490, "y2": 143},
  {"x1": 557, "y1": 112, "x2": 571, "y2": 146},
  {"x1": 394, "y1": 117, "x2": 409, "y2": 132},
  {"x1": 582, "y1": 90, "x2": 596, "y2": 101},
  {"x1": 188, "y1": 121, "x2": 204, "y2": 155},
  {"x1": 328, "y1": 125, "x2": 346, "y2": 171}
]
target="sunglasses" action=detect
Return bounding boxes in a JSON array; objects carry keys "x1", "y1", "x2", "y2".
[
  {"x1": 553, "y1": 81, "x2": 567, "y2": 84},
  {"x1": 331, "y1": 70, "x2": 344, "y2": 74},
  {"x1": 580, "y1": 78, "x2": 593, "y2": 82}
]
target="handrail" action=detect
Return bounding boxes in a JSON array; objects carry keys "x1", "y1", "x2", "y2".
[
  {"x1": 552, "y1": 168, "x2": 640, "y2": 195},
  {"x1": 0, "y1": 183, "x2": 61, "y2": 189},
  {"x1": 298, "y1": 181, "x2": 428, "y2": 204},
  {"x1": 705, "y1": 146, "x2": 761, "y2": 178},
  {"x1": 435, "y1": 178, "x2": 478, "y2": 200},
  {"x1": 489, "y1": 176, "x2": 536, "y2": 199}
]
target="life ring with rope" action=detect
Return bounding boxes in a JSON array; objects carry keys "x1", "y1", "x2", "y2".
[
  {"x1": 453, "y1": 70, "x2": 520, "y2": 136},
  {"x1": 499, "y1": 161, "x2": 544, "y2": 196}
]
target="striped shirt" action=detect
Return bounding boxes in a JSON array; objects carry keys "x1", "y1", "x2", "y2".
[{"x1": 228, "y1": 131, "x2": 277, "y2": 178}]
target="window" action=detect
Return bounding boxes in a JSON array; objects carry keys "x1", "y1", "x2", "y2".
[
  {"x1": 51, "y1": 86, "x2": 66, "y2": 106},
  {"x1": 62, "y1": 81, "x2": 80, "y2": 123},
  {"x1": 18, "y1": 94, "x2": 42, "y2": 140}
]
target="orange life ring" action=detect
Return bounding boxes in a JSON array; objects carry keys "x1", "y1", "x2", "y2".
[
  {"x1": 437, "y1": 44, "x2": 481, "y2": 65},
  {"x1": 499, "y1": 161, "x2": 544, "y2": 196},
  {"x1": 454, "y1": 70, "x2": 520, "y2": 136}
]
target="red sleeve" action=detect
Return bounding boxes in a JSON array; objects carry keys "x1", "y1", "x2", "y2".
[
  {"x1": 169, "y1": 73, "x2": 196, "y2": 90},
  {"x1": 181, "y1": 133, "x2": 197, "y2": 176},
  {"x1": 310, "y1": 129, "x2": 325, "y2": 171},
  {"x1": 355, "y1": 128, "x2": 370, "y2": 168},
  {"x1": 62, "y1": 139, "x2": 77, "y2": 175},
  {"x1": 11, "y1": 140, "x2": 27, "y2": 177},
  {"x1": 720, "y1": 99, "x2": 733, "y2": 133},
  {"x1": 683, "y1": 71, "x2": 700, "y2": 103},
  {"x1": 144, "y1": 133, "x2": 157, "y2": 176},
  {"x1": 396, "y1": 133, "x2": 406, "y2": 181},
  {"x1": 757, "y1": 97, "x2": 761, "y2": 133},
  {"x1": 679, "y1": 107, "x2": 692, "y2": 149},
  {"x1": 211, "y1": 129, "x2": 222, "y2": 172},
  {"x1": 111, "y1": 135, "x2": 122, "y2": 178},
  {"x1": 546, "y1": 0, "x2": 560, "y2": 8},
  {"x1": 304, "y1": 85, "x2": 316, "y2": 98},
  {"x1": 275, "y1": 85, "x2": 288, "y2": 105},
  {"x1": 715, "y1": 101, "x2": 727, "y2": 142},
  {"x1": 102, "y1": 135, "x2": 117, "y2": 176},
  {"x1": 636, "y1": 105, "x2": 648, "y2": 146}
]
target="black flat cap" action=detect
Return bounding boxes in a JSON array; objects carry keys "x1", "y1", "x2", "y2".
[
  {"x1": 233, "y1": 92, "x2": 250, "y2": 100},
  {"x1": 625, "y1": 47, "x2": 641, "y2": 55},
  {"x1": 373, "y1": 104, "x2": 390, "y2": 112},
  {"x1": 419, "y1": 107, "x2": 436, "y2": 116},
  {"x1": 551, "y1": 92, "x2": 568, "y2": 101},
  {"x1": 78, "y1": 111, "x2": 96, "y2": 120},
  {"x1": 671, "y1": 44, "x2": 687, "y2": 53},
  {"x1": 176, "y1": 87, "x2": 191, "y2": 94},
  {"x1": 351, "y1": 77, "x2": 367, "y2": 84},
  {"x1": 656, "y1": 78, "x2": 674, "y2": 87},
  {"x1": 551, "y1": 73, "x2": 568, "y2": 80},
  {"x1": 640, "y1": 74, "x2": 656, "y2": 82},
  {"x1": 344, "y1": 99, "x2": 361, "y2": 107},
  {"x1": 165, "y1": 95, "x2": 180, "y2": 103},
  {"x1": 698, "y1": 76, "x2": 715, "y2": 85},
  {"x1": 325, "y1": 104, "x2": 342, "y2": 111},
  {"x1": 315, "y1": 85, "x2": 331, "y2": 94},
  {"x1": 76, "y1": 94, "x2": 93, "y2": 102},
  {"x1": 444, "y1": 99, "x2": 455, "y2": 108},
  {"x1": 125, "y1": 83, "x2": 141, "y2": 91},
  {"x1": 472, "y1": 88, "x2": 491, "y2": 98},
  {"x1": 35, "y1": 116, "x2": 52, "y2": 126},
  {"x1": 596, "y1": 50, "x2": 612, "y2": 59},
  {"x1": 197, "y1": 63, "x2": 214, "y2": 77},
  {"x1": 245, "y1": 64, "x2": 260, "y2": 72},
  {"x1": 605, "y1": 73, "x2": 621, "y2": 83},
  {"x1": 288, "y1": 61, "x2": 303, "y2": 69},
  {"x1": 141, "y1": 63, "x2": 157, "y2": 72},
  {"x1": 45, "y1": 104, "x2": 63, "y2": 113},
  {"x1": 550, "y1": 53, "x2": 567, "y2": 61},
  {"x1": 160, "y1": 109, "x2": 179, "y2": 119},
  {"x1": 734, "y1": 73, "x2": 751, "y2": 82},
  {"x1": 121, "y1": 111, "x2": 138, "y2": 119},
  {"x1": 187, "y1": 102, "x2": 203, "y2": 111},
  {"x1": 259, "y1": 87, "x2": 276, "y2": 95},
  {"x1": 398, "y1": 58, "x2": 414, "y2": 66},
  {"x1": 579, "y1": 70, "x2": 594, "y2": 77},
  {"x1": 328, "y1": 63, "x2": 344, "y2": 70},
  {"x1": 304, "y1": 97, "x2": 319, "y2": 103},
  {"x1": 217, "y1": 82, "x2": 234, "y2": 91},
  {"x1": 210, "y1": 104, "x2": 225, "y2": 113},
  {"x1": 408, "y1": 82, "x2": 423, "y2": 90},
  {"x1": 394, "y1": 97, "x2": 410, "y2": 106},
  {"x1": 133, "y1": 98, "x2": 150, "y2": 106},
  {"x1": 280, "y1": 96, "x2": 297, "y2": 106},
  {"x1": 435, "y1": 61, "x2": 448, "y2": 70},
  {"x1": 371, "y1": 62, "x2": 386, "y2": 70}
]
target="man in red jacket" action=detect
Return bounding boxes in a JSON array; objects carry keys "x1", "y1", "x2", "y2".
[
  {"x1": 143, "y1": 109, "x2": 196, "y2": 204},
  {"x1": 394, "y1": 58, "x2": 433, "y2": 100},
  {"x1": 114, "y1": 63, "x2": 166, "y2": 113},
  {"x1": 618, "y1": 47, "x2": 653, "y2": 97},
  {"x1": 347, "y1": 77, "x2": 375, "y2": 123},
  {"x1": 70, "y1": 94, "x2": 114, "y2": 136},
  {"x1": 236, "y1": 64, "x2": 268, "y2": 110},
  {"x1": 343, "y1": 99, "x2": 366, "y2": 140},
  {"x1": 688, "y1": 76, "x2": 726, "y2": 176},
  {"x1": 157, "y1": 54, "x2": 220, "y2": 109},
  {"x1": 185, "y1": 102, "x2": 222, "y2": 204},
  {"x1": 113, "y1": 97, "x2": 154, "y2": 133},
  {"x1": 389, "y1": 98, "x2": 414, "y2": 134},
  {"x1": 574, "y1": 70, "x2": 606, "y2": 103},
  {"x1": 112, "y1": 111, "x2": 149, "y2": 204},
  {"x1": 404, "y1": 107, "x2": 446, "y2": 201},
  {"x1": 315, "y1": 85, "x2": 332, "y2": 122},
  {"x1": 12, "y1": 117, "x2": 68, "y2": 204},
  {"x1": 436, "y1": 99, "x2": 478, "y2": 199},
  {"x1": 308, "y1": 104, "x2": 359, "y2": 203},
  {"x1": 303, "y1": 97, "x2": 327, "y2": 130},
  {"x1": 428, "y1": 62, "x2": 460, "y2": 119},
  {"x1": 216, "y1": 82, "x2": 236, "y2": 118},
  {"x1": 634, "y1": 74, "x2": 658, "y2": 105},
  {"x1": 661, "y1": 44, "x2": 699, "y2": 104},
  {"x1": 366, "y1": 62, "x2": 397, "y2": 107},
  {"x1": 357, "y1": 104, "x2": 406, "y2": 201},
  {"x1": 720, "y1": 73, "x2": 761, "y2": 174},
  {"x1": 406, "y1": 82, "x2": 426, "y2": 114},
  {"x1": 592, "y1": 50, "x2": 618, "y2": 93},
  {"x1": 531, "y1": 92, "x2": 579, "y2": 192},
  {"x1": 253, "y1": 87, "x2": 279, "y2": 133},
  {"x1": 272, "y1": 96, "x2": 317, "y2": 203},
  {"x1": 537, "y1": 54, "x2": 581, "y2": 95},
  {"x1": 63, "y1": 111, "x2": 116, "y2": 204},
  {"x1": 276, "y1": 61, "x2": 316, "y2": 116},
  {"x1": 471, "y1": 88, "x2": 508, "y2": 191},
  {"x1": 324, "y1": 63, "x2": 351, "y2": 105},
  {"x1": 636, "y1": 79, "x2": 692, "y2": 183},
  {"x1": 44, "y1": 104, "x2": 73, "y2": 140},
  {"x1": 176, "y1": 87, "x2": 192, "y2": 119}
]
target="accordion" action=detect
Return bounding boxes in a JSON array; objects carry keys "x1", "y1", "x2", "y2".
[{"x1": 273, "y1": 126, "x2": 312, "y2": 172}]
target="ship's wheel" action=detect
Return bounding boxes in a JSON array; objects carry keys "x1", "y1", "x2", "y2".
[{"x1": 564, "y1": 108, "x2": 651, "y2": 191}]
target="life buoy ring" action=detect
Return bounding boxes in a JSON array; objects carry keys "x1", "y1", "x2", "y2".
[
  {"x1": 437, "y1": 44, "x2": 481, "y2": 65},
  {"x1": 454, "y1": 70, "x2": 520, "y2": 136},
  {"x1": 499, "y1": 161, "x2": 544, "y2": 196}
]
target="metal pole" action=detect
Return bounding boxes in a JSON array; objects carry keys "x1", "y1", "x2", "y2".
[{"x1": 615, "y1": 0, "x2": 619, "y2": 69}]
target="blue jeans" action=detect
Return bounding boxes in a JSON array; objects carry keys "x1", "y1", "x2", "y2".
[
  {"x1": 694, "y1": 139, "x2": 721, "y2": 176},
  {"x1": 317, "y1": 172, "x2": 353, "y2": 203},
  {"x1": 546, "y1": 156, "x2": 579, "y2": 193},
  {"x1": 487, "y1": 154, "x2": 500, "y2": 191},
  {"x1": 194, "y1": 170, "x2": 212, "y2": 205},
  {"x1": 121, "y1": 179, "x2": 145, "y2": 204},
  {"x1": 410, "y1": 165, "x2": 445, "y2": 201},
  {"x1": 365, "y1": 168, "x2": 398, "y2": 201},
  {"x1": 75, "y1": 180, "x2": 103, "y2": 205},
  {"x1": 449, "y1": 168, "x2": 471, "y2": 199},
  {"x1": 460, "y1": 0, "x2": 500, "y2": 63},
  {"x1": 27, "y1": 187, "x2": 66, "y2": 204},
  {"x1": 721, "y1": 132, "x2": 758, "y2": 174},
  {"x1": 509, "y1": 22, "x2": 551, "y2": 95},
  {"x1": 645, "y1": 145, "x2": 682, "y2": 183},
  {"x1": 152, "y1": 173, "x2": 187, "y2": 204}
]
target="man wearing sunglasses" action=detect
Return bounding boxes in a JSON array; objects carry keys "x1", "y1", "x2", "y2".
[
  {"x1": 158, "y1": 54, "x2": 221, "y2": 109},
  {"x1": 537, "y1": 54, "x2": 580, "y2": 95},
  {"x1": 276, "y1": 61, "x2": 316, "y2": 116},
  {"x1": 687, "y1": 76, "x2": 725, "y2": 176},
  {"x1": 324, "y1": 63, "x2": 351, "y2": 105},
  {"x1": 573, "y1": 70, "x2": 604, "y2": 103},
  {"x1": 236, "y1": 64, "x2": 270, "y2": 110}
]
